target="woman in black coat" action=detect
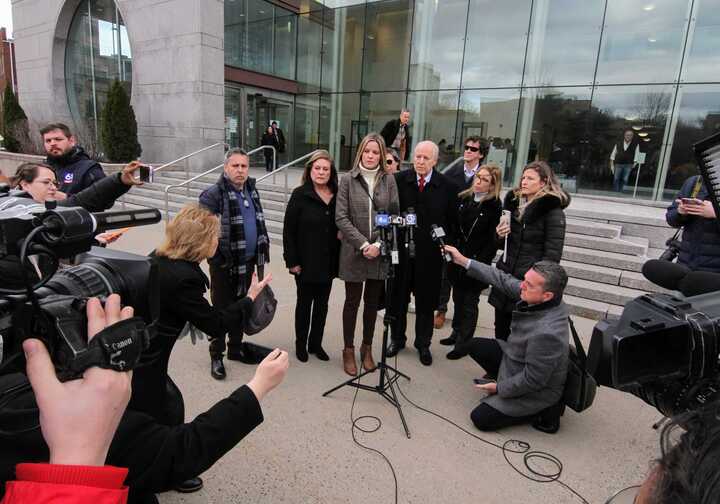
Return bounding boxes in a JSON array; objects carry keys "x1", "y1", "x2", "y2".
[
  {"x1": 490, "y1": 160, "x2": 570, "y2": 341},
  {"x1": 440, "y1": 165, "x2": 502, "y2": 359},
  {"x1": 283, "y1": 150, "x2": 340, "y2": 362},
  {"x1": 261, "y1": 126, "x2": 278, "y2": 172}
]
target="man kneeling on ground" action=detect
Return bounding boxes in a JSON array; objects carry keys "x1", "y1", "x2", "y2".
[{"x1": 443, "y1": 245, "x2": 569, "y2": 433}]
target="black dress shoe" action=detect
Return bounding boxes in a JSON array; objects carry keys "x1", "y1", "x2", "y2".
[
  {"x1": 439, "y1": 332, "x2": 458, "y2": 346},
  {"x1": 386, "y1": 341, "x2": 406, "y2": 357},
  {"x1": 296, "y1": 342, "x2": 309, "y2": 362},
  {"x1": 418, "y1": 347, "x2": 433, "y2": 366},
  {"x1": 309, "y1": 346, "x2": 330, "y2": 361},
  {"x1": 210, "y1": 358, "x2": 226, "y2": 380},
  {"x1": 446, "y1": 348, "x2": 465, "y2": 360},
  {"x1": 532, "y1": 402, "x2": 564, "y2": 434},
  {"x1": 175, "y1": 477, "x2": 203, "y2": 493},
  {"x1": 227, "y1": 342, "x2": 273, "y2": 364}
]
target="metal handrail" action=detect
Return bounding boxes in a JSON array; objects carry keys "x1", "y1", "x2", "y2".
[
  {"x1": 151, "y1": 142, "x2": 227, "y2": 176},
  {"x1": 163, "y1": 145, "x2": 277, "y2": 221},
  {"x1": 256, "y1": 149, "x2": 324, "y2": 207},
  {"x1": 439, "y1": 156, "x2": 464, "y2": 174}
]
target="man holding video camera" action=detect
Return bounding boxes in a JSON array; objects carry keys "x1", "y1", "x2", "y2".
[
  {"x1": 443, "y1": 245, "x2": 569, "y2": 433},
  {"x1": 387, "y1": 140, "x2": 458, "y2": 366}
]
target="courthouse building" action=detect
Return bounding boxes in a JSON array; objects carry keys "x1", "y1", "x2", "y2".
[{"x1": 10, "y1": 0, "x2": 720, "y2": 201}]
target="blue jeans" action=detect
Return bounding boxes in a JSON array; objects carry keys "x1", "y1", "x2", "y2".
[{"x1": 613, "y1": 163, "x2": 633, "y2": 192}]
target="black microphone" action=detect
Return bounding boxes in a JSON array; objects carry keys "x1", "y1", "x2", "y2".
[
  {"x1": 430, "y1": 224, "x2": 452, "y2": 263},
  {"x1": 643, "y1": 259, "x2": 720, "y2": 296},
  {"x1": 391, "y1": 223, "x2": 400, "y2": 265},
  {"x1": 90, "y1": 208, "x2": 163, "y2": 234},
  {"x1": 405, "y1": 206, "x2": 417, "y2": 259}
]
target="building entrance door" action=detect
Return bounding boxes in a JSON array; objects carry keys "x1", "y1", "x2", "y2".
[{"x1": 246, "y1": 91, "x2": 293, "y2": 163}]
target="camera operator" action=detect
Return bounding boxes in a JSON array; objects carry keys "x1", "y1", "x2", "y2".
[
  {"x1": 0, "y1": 161, "x2": 144, "y2": 289},
  {"x1": 443, "y1": 245, "x2": 569, "y2": 433},
  {"x1": 2, "y1": 294, "x2": 133, "y2": 503},
  {"x1": 387, "y1": 140, "x2": 458, "y2": 366}
]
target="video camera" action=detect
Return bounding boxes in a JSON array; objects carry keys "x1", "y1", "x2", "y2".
[
  {"x1": 0, "y1": 203, "x2": 160, "y2": 381},
  {"x1": 374, "y1": 208, "x2": 417, "y2": 264},
  {"x1": 588, "y1": 291, "x2": 720, "y2": 418}
]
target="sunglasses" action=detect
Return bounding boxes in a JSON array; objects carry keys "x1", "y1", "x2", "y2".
[
  {"x1": 386, "y1": 158, "x2": 399, "y2": 165},
  {"x1": 465, "y1": 145, "x2": 480, "y2": 152}
]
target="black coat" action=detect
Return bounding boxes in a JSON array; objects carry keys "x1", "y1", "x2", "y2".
[
  {"x1": 0, "y1": 374, "x2": 263, "y2": 504},
  {"x1": 380, "y1": 119, "x2": 412, "y2": 160},
  {"x1": 394, "y1": 168, "x2": 458, "y2": 311},
  {"x1": 261, "y1": 132, "x2": 278, "y2": 159},
  {"x1": 443, "y1": 164, "x2": 475, "y2": 193},
  {"x1": 283, "y1": 182, "x2": 340, "y2": 283},
  {"x1": 128, "y1": 255, "x2": 252, "y2": 423},
  {"x1": 450, "y1": 196, "x2": 503, "y2": 288},
  {"x1": 46, "y1": 146, "x2": 106, "y2": 196},
  {"x1": 489, "y1": 190, "x2": 569, "y2": 312},
  {"x1": 666, "y1": 175, "x2": 720, "y2": 273}
]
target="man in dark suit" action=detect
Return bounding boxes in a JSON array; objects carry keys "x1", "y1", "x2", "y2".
[
  {"x1": 387, "y1": 140, "x2": 458, "y2": 366},
  {"x1": 435, "y1": 135, "x2": 488, "y2": 330},
  {"x1": 381, "y1": 109, "x2": 412, "y2": 161}
]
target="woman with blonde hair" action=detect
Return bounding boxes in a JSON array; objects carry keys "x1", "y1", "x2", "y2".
[
  {"x1": 441, "y1": 164, "x2": 503, "y2": 359},
  {"x1": 491, "y1": 161, "x2": 569, "y2": 341},
  {"x1": 335, "y1": 133, "x2": 399, "y2": 375},
  {"x1": 283, "y1": 150, "x2": 340, "y2": 362}
]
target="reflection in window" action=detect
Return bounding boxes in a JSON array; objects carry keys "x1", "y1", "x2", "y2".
[
  {"x1": 517, "y1": 88, "x2": 592, "y2": 191},
  {"x1": 407, "y1": 90, "x2": 460, "y2": 169},
  {"x1": 297, "y1": 11, "x2": 323, "y2": 93},
  {"x1": 224, "y1": 0, "x2": 296, "y2": 80},
  {"x1": 682, "y1": 0, "x2": 720, "y2": 83},
  {"x1": 321, "y1": 5, "x2": 365, "y2": 93},
  {"x1": 596, "y1": 0, "x2": 688, "y2": 84},
  {"x1": 462, "y1": 0, "x2": 531, "y2": 88},
  {"x1": 65, "y1": 0, "x2": 132, "y2": 142},
  {"x1": 362, "y1": 0, "x2": 412, "y2": 92},
  {"x1": 524, "y1": 0, "x2": 604, "y2": 86},
  {"x1": 584, "y1": 85, "x2": 674, "y2": 198},
  {"x1": 409, "y1": 0, "x2": 468, "y2": 90},
  {"x1": 225, "y1": 86, "x2": 241, "y2": 148},
  {"x1": 663, "y1": 85, "x2": 720, "y2": 198}
]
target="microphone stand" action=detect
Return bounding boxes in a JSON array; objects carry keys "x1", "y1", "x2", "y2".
[{"x1": 323, "y1": 226, "x2": 412, "y2": 439}]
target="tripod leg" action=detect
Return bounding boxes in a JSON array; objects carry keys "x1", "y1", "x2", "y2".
[
  {"x1": 322, "y1": 368, "x2": 375, "y2": 397},
  {"x1": 388, "y1": 380, "x2": 411, "y2": 439}
]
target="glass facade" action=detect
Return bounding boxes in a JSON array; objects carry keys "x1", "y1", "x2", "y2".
[
  {"x1": 224, "y1": 0, "x2": 720, "y2": 201},
  {"x1": 66, "y1": 0, "x2": 132, "y2": 142}
]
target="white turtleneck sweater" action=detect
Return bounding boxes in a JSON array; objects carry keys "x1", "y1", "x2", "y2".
[{"x1": 359, "y1": 164, "x2": 380, "y2": 251}]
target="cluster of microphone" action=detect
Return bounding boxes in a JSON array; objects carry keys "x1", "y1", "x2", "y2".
[{"x1": 374, "y1": 207, "x2": 417, "y2": 265}]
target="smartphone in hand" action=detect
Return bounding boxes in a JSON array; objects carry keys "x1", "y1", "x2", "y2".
[
  {"x1": 473, "y1": 378, "x2": 495, "y2": 386},
  {"x1": 138, "y1": 164, "x2": 154, "y2": 183},
  {"x1": 681, "y1": 197, "x2": 703, "y2": 206}
]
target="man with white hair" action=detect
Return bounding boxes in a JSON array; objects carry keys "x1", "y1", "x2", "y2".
[{"x1": 387, "y1": 141, "x2": 458, "y2": 365}]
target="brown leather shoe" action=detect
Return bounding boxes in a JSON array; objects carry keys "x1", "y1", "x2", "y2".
[
  {"x1": 360, "y1": 343, "x2": 376, "y2": 372},
  {"x1": 433, "y1": 311, "x2": 447, "y2": 329},
  {"x1": 342, "y1": 347, "x2": 357, "y2": 376}
]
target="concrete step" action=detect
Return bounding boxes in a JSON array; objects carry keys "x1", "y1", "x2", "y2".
[
  {"x1": 566, "y1": 218, "x2": 621, "y2": 239},
  {"x1": 562, "y1": 245, "x2": 647, "y2": 272},
  {"x1": 566, "y1": 277, "x2": 647, "y2": 306},
  {"x1": 565, "y1": 232, "x2": 648, "y2": 256}
]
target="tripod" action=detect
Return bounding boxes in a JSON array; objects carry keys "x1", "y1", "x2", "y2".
[{"x1": 323, "y1": 263, "x2": 412, "y2": 438}]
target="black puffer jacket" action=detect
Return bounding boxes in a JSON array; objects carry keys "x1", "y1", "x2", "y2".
[{"x1": 488, "y1": 190, "x2": 569, "y2": 312}]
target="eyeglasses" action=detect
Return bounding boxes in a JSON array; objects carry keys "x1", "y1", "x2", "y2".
[
  {"x1": 386, "y1": 158, "x2": 399, "y2": 165},
  {"x1": 464, "y1": 145, "x2": 480, "y2": 152}
]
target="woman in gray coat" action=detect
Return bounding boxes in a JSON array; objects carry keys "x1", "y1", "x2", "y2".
[{"x1": 335, "y1": 133, "x2": 400, "y2": 376}]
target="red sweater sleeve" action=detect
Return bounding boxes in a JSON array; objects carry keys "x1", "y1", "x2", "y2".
[{"x1": 1, "y1": 463, "x2": 128, "y2": 504}]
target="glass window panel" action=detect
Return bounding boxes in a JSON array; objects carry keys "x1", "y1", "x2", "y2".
[
  {"x1": 662, "y1": 85, "x2": 720, "y2": 199},
  {"x1": 406, "y1": 90, "x2": 460, "y2": 170},
  {"x1": 459, "y1": 89, "x2": 522, "y2": 183},
  {"x1": 294, "y1": 94, "x2": 321, "y2": 157},
  {"x1": 274, "y1": 9, "x2": 297, "y2": 79},
  {"x1": 523, "y1": 0, "x2": 604, "y2": 86},
  {"x1": 224, "y1": 0, "x2": 245, "y2": 68},
  {"x1": 595, "y1": 0, "x2": 689, "y2": 85},
  {"x1": 583, "y1": 85, "x2": 674, "y2": 198},
  {"x1": 462, "y1": 0, "x2": 532, "y2": 88},
  {"x1": 360, "y1": 90, "x2": 407, "y2": 137},
  {"x1": 225, "y1": 86, "x2": 242, "y2": 148},
  {"x1": 323, "y1": 92, "x2": 360, "y2": 169},
  {"x1": 681, "y1": 0, "x2": 720, "y2": 83},
  {"x1": 322, "y1": 5, "x2": 365, "y2": 92},
  {"x1": 362, "y1": 0, "x2": 412, "y2": 92},
  {"x1": 516, "y1": 87, "x2": 592, "y2": 191},
  {"x1": 65, "y1": 0, "x2": 132, "y2": 144},
  {"x1": 245, "y1": 0, "x2": 273, "y2": 75},
  {"x1": 297, "y1": 11, "x2": 323, "y2": 93},
  {"x1": 408, "y1": 0, "x2": 467, "y2": 90}
]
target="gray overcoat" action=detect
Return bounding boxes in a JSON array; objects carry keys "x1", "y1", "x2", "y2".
[
  {"x1": 335, "y1": 166, "x2": 400, "y2": 282},
  {"x1": 467, "y1": 260, "x2": 569, "y2": 417}
]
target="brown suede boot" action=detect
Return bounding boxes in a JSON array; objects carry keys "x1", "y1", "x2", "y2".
[
  {"x1": 342, "y1": 347, "x2": 357, "y2": 376},
  {"x1": 360, "y1": 343, "x2": 376, "y2": 371}
]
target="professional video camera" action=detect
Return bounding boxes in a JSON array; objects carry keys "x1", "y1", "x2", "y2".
[
  {"x1": 0, "y1": 203, "x2": 161, "y2": 381},
  {"x1": 374, "y1": 207, "x2": 417, "y2": 264}
]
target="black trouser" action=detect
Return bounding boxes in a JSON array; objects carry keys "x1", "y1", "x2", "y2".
[
  {"x1": 342, "y1": 279, "x2": 384, "y2": 348},
  {"x1": 295, "y1": 279, "x2": 333, "y2": 350},
  {"x1": 494, "y1": 308, "x2": 512, "y2": 342},
  {"x1": 464, "y1": 337, "x2": 533, "y2": 431},
  {"x1": 436, "y1": 270, "x2": 451, "y2": 313},
  {"x1": 208, "y1": 261, "x2": 256, "y2": 358},
  {"x1": 451, "y1": 283, "x2": 484, "y2": 345},
  {"x1": 264, "y1": 153, "x2": 274, "y2": 172},
  {"x1": 392, "y1": 295, "x2": 434, "y2": 350}
]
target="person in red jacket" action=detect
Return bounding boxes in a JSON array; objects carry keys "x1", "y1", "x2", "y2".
[{"x1": 1, "y1": 294, "x2": 134, "y2": 504}]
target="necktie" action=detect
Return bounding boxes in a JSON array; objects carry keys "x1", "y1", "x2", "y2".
[{"x1": 418, "y1": 176, "x2": 425, "y2": 192}]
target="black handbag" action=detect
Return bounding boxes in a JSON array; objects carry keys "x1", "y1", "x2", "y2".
[
  {"x1": 563, "y1": 317, "x2": 597, "y2": 413},
  {"x1": 244, "y1": 284, "x2": 277, "y2": 336},
  {"x1": 659, "y1": 229, "x2": 682, "y2": 262}
]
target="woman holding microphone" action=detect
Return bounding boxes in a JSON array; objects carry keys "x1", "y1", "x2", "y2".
[
  {"x1": 283, "y1": 150, "x2": 340, "y2": 362},
  {"x1": 491, "y1": 161, "x2": 569, "y2": 341},
  {"x1": 335, "y1": 133, "x2": 399, "y2": 376},
  {"x1": 441, "y1": 164, "x2": 503, "y2": 359}
]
